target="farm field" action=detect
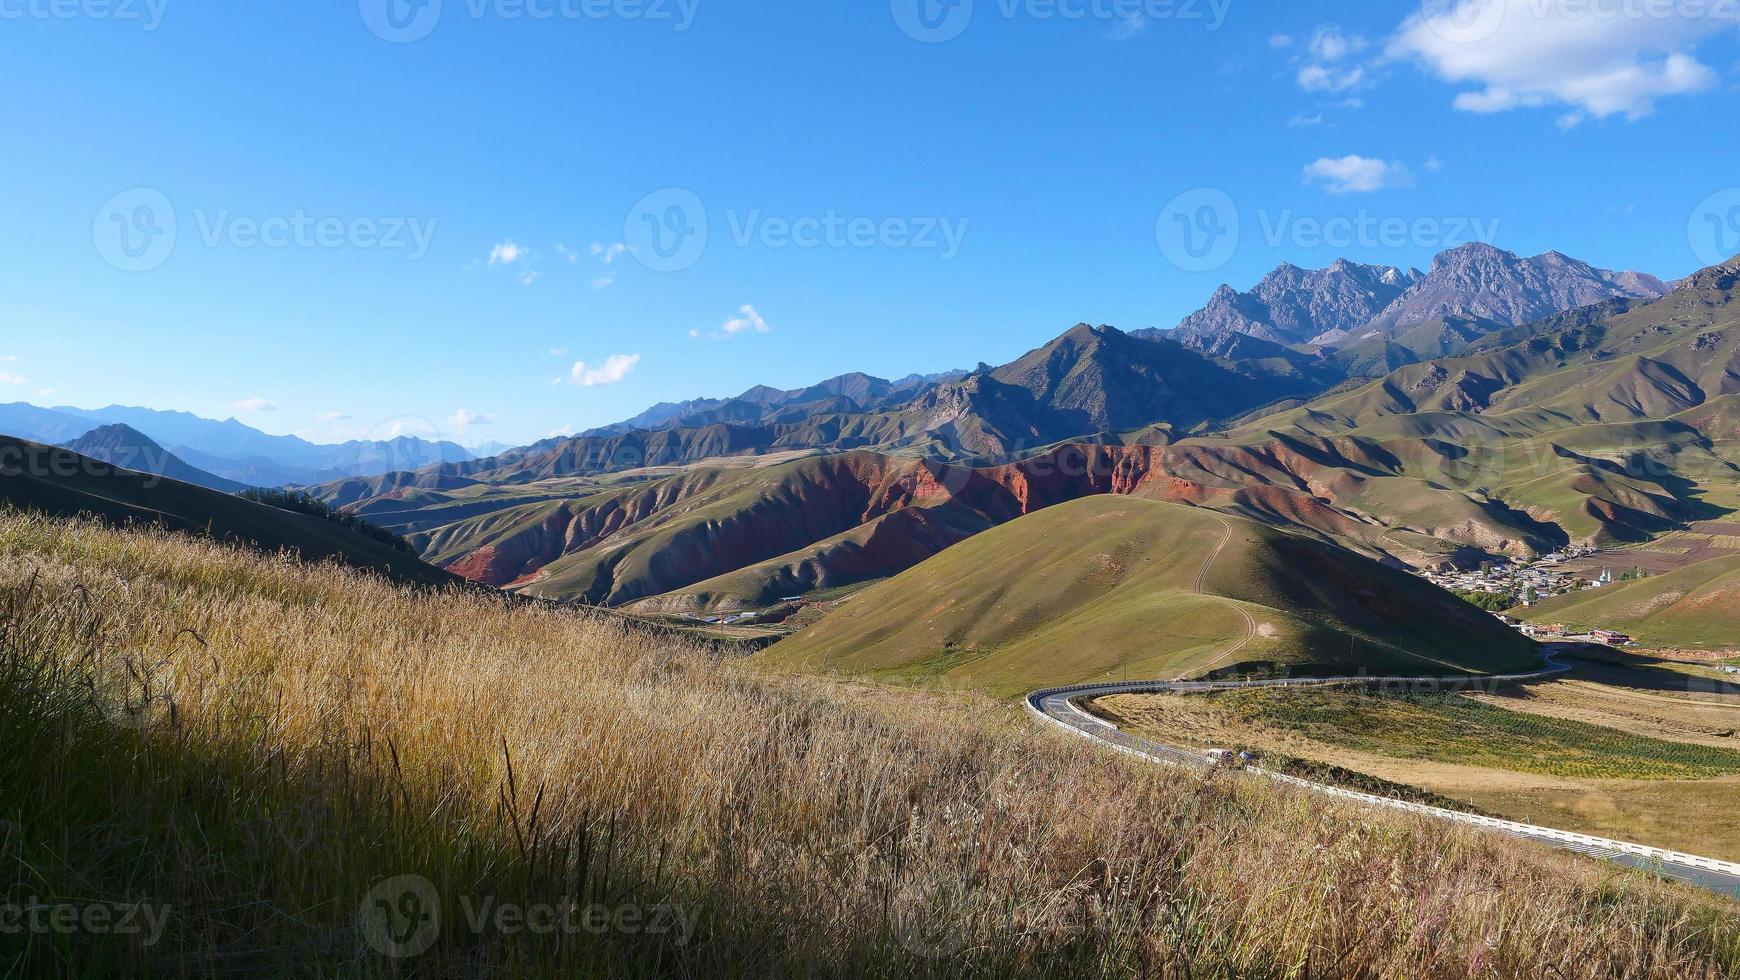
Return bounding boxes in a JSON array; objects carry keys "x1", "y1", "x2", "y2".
[{"x1": 1095, "y1": 654, "x2": 1740, "y2": 860}]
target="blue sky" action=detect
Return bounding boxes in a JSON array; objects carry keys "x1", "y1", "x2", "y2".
[{"x1": 3, "y1": 0, "x2": 1739, "y2": 447}]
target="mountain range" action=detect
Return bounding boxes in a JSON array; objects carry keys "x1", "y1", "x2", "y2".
[
  {"x1": 0, "y1": 402, "x2": 475, "y2": 487},
  {"x1": 1164, "y1": 243, "x2": 1667, "y2": 359},
  {"x1": 302, "y1": 249, "x2": 1740, "y2": 618}
]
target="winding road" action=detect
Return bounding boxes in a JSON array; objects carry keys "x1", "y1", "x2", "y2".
[
  {"x1": 1026, "y1": 664, "x2": 1740, "y2": 899},
  {"x1": 1025, "y1": 514, "x2": 1740, "y2": 898}
]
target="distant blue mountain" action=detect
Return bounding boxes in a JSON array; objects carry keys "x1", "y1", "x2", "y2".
[{"x1": 0, "y1": 402, "x2": 474, "y2": 487}]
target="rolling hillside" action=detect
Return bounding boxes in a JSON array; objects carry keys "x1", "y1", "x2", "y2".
[
  {"x1": 314, "y1": 257, "x2": 1740, "y2": 611},
  {"x1": 0, "y1": 434, "x2": 457, "y2": 587},
  {"x1": 757, "y1": 496, "x2": 1540, "y2": 697}
]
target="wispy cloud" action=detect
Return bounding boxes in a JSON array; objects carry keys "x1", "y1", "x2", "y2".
[
  {"x1": 569, "y1": 354, "x2": 641, "y2": 387},
  {"x1": 320, "y1": 411, "x2": 353, "y2": 422},
  {"x1": 1308, "y1": 24, "x2": 1367, "y2": 63},
  {"x1": 1297, "y1": 63, "x2": 1367, "y2": 93},
  {"x1": 519, "y1": 271, "x2": 540, "y2": 287},
  {"x1": 0, "y1": 370, "x2": 25, "y2": 385},
  {"x1": 590, "y1": 242, "x2": 628, "y2": 264},
  {"x1": 232, "y1": 397, "x2": 278, "y2": 412},
  {"x1": 1104, "y1": 13, "x2": 1147, "y2": 40},
  {"x1": 1302, "y1": 155, "x2": 1413, "y2": 194},
  {"x1": 488, "y1": 241, "x2": 526, "y2": 266},
  {"x1": 448, "y1": 409, "x2": 495, "y2": 429}
]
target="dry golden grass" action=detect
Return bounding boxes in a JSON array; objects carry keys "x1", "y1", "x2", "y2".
[{"x1": 2, "y1": 510, "x2": 1738, "y2": 978}]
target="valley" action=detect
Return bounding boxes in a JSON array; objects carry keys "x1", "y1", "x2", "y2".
[
  {"x1": 294, "y1": 255, "x2": 1740, "y2": 664},
  {"x1": 1090, "y1": 649, "x2": 1740, "y2": 861}
]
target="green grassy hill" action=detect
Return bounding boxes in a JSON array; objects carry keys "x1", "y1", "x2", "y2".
[
  {"x1": 1524, "y1": 553, "x2": 1740, "y2": 652},
  {"x1": 756, "y1": 496, "x2": 1540, "y2": 697},
  {"x1": 0, "y1": 435, "x2": 456, "y2": 587}
]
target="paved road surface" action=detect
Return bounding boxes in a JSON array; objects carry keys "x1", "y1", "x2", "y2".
[{"x1": 1025, "y1": 664, "x2": 1740, "y2": 899}]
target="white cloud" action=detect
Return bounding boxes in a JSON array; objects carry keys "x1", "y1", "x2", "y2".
[
  {"x1": 591, "y1": 275, "x2": 616, "y2": 291},
  {"x1": 233, "y1": 397, "x2": 277, "y2": 412},
  {"x1": 1389, "y1": 0, "x2": 1731, "y2": 120},
  {"x1": 1302, "y1": 155, "x2": 1413, "y2": 194},
  {"x1": 488, "y1": 241, "x2": 526, "y2": 266},
  {"x1": 546, "y1": 424, "x2": 576, "y2": 439},
  {"x1": 35, "y1": 388, "x2": 55, "y2": 397},
  {"x1": 1308, "y1": 24, "x2": 1367, "y2": 62},
  {"x1": 1424, "y1": 154, "x2": 1444, "y2": 172},
  {"x1": 692, "y1": 304, "x2": 776, "y2": 340},
  {"x1": 320, "y1": 411, "x2": 353, "y2": 422},
  {"x1": 554, "y1": 243, "x2": 580, "y2": 263},
  {"x1": 1105, "y1": 13, "x2": 1148, "y2": 40},
  {"x1": 722, "y1": 304, "x2": 772, "y2": 336},
  {"x1": 569, "y1": 354, "x2": 641, "y2": 387},
  {"x1": 1288, "y1": 112, "x2": 1325, "y2": 127},
  {"x1": 1298, "y1": 62, "x2": 1368, "y2": 93},
  {"x1": 548, "y1": 346, "x2": 570, "y2": 357},
  {"x1": 590, "y1": 242, "x2": 628, "y2": 264},
  {"x1": 0, "y1": 355, "x2": 16, "y2": 362},
  {"x1": 448, "y1": 409, "x2": 495, "y2": 429},
  {"x1": 0, "y1": 371, "x2": 25, "y2": 385},
  {"x1": 1269, "y1": 33, "x2": 1294, "y2": 48},
  {"x1": 519, "y1": 271, "x2": 541, "y2": 287}
]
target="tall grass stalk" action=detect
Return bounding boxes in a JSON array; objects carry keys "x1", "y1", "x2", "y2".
[{"x1": 0, "y1": 510, "x2": 1736, "y2": 977}]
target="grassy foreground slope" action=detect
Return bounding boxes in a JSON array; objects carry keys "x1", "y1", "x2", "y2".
[
  {"x1": 0, "y1": 435, "x2": 457, "y2": 587},
  {"x1": 2, "y1": 510, "x2": 1735, "y2": 978},
  {"x1": 1526, "y1": 553, "x2": 1740, "y2": 652},
  {"x1": 759, "y1": 497, "x2": 1539, "y2": 696}
]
